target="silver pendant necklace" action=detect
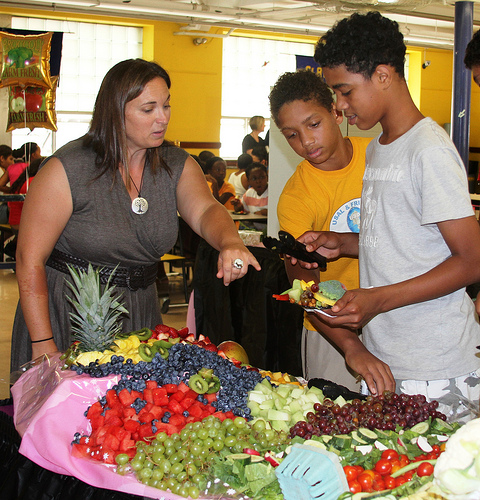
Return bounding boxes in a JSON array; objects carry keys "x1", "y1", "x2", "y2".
[{"x1": 130, "y1": 168, "x2": 148, "y2": 214}]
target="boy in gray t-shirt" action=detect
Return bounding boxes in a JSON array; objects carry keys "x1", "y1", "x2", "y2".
[{"x1": 290, "y1": 12, "x2": 480, "y2": 417}]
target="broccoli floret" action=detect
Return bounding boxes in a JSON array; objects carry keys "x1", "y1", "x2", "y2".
[{"x1": 7, "y1": 46, "x2": 33, "y2": 69}]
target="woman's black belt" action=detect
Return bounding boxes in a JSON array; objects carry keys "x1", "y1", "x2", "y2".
[{"x1": 46, "y1": 248, "x2": 158, "y2": 291}]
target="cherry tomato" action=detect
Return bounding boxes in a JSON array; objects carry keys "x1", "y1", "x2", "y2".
[
  {"x1": 399, "y1": 454, "x2": 410, "y2": 467},
  {"x1": 384, "y1": 475, "x2": 396, "y2": 489},
  {"x1": 432, "y1": 444, "x2": 441, "y2": 455},
  {"x1": 353, "y1": 465, "x2": 364, "y2": 476},
  {"x1": 381, "y1": 449, "x2": 399, "y2": 461},
  {"x1": 374, "y1": 458, "x2": 393, "y2": 475},
  {"x1": 390, "y1": 459, "x2": 401, "y2": 473},
  {"x1": 372, "y1": 478, "x2": 386, "y2": 491},
  {"x1": 395, "y1": 476, "x2": 407, "y2": 487},
  {"x1": 404, "y1": 470, "x2": 415, "y2": 481},
  {"x1": 358, "y1": 471, "x2": 374, "y2": 492},
  {"x1": 426, "y1": 452, "x2": 437, "y2": 460},
  {"x1": 417, "y1": 462, "x2": 435, "y2": 477},
  {"x1": 414, "y1": 454, "x2": 427, "y2": 462},
  {"x1": 343, "y1": 465, "x2": 359, "y2": 482},
  {"x1": 348, "y1": 480, "x2": 362, "y2": 493}
]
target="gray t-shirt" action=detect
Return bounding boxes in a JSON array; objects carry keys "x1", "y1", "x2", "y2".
[{"x1": 360, "y1": 117, "x2": 480, "y2": 380}]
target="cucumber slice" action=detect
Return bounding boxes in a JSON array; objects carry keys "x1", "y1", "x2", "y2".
[
  {"x1": 351, "y1": 431, "x2": 368, "y2": 445},
  {"x1": 409, "y1": 421, "x2": 430, "y2": 435},
  {"x1": 433, "y1": 418, "x2": 454, "y2": 432},
  {"x1": 331, "y1": 435, "x2": 353, "y2": 450},
  {"x1": 358, "y1": 427, "x2": 378, "y2": 443}
]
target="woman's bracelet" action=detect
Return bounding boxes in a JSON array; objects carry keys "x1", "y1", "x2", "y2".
[{"x1": 31, "y1": 336, "x2": 54, "y2": 344}]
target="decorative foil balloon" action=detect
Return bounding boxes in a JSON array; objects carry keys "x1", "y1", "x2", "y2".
[
  {"x1": 7, "y1": 76, "x2": 58, "y2": 132},
  {"x1": 0, "y1": 31, "x2": 53, "y2": 89}
]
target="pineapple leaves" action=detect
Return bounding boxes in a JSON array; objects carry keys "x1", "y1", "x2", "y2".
[{"x1": 65, "y1": 264, "x2": 129, "y2": 353}]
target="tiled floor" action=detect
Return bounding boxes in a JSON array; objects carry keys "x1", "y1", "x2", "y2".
[{"x1": 0, "y1": 269, "x2": 189, "y2": 401}]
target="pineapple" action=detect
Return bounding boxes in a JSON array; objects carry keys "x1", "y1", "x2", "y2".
[{"x1": 65, "y1": 263, "x2": 129, "y2": 353}]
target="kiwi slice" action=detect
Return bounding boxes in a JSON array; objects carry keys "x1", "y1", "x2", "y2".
[
  {"x1": 138, "y1": 343, "x2": 155, "y2": 362},
  {"x1": 206, "y1": 376, "x2": 221, "y2": 394},
  {"x1": 188, "y1": 374, "x2": 209, "y2": 394}
]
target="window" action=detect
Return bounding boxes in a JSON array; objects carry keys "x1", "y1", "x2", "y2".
[
  {"x1": 10, "y1": 17, "x2": 143, "y2": 156},
  {"x1": 221, "y1": 36, "x2": 315, "y2": 159}
]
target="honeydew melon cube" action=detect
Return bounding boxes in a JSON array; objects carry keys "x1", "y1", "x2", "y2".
[
  {"x1": 292, "y1": 411, "x2": 305, "y2": 424},
  {"x1": 276, "y1": 384, "x2": 293, "y2": 398},
  {"x1": 259, "y1": 399, "x2": 275, "y2": 410},
  {"x1": 305, "y1": 392, "x2": 321, "y2": 404},
  {"x1": 334, "y1": 395, "x2": 347, "y2": 407},
  {"x1": 259, "y1": 409, "x2": 269, "y2": 419},
  {"x1": 258, "y1": 379, "x2": 275, "y2": 394},
  {"x1": 247, "y1": 400, "x2": 260, "y2": 415},
  {"x1": 267, "y1": 409, "x2": 291, "y2": 421},
  {"x1": 274, "y1": 396, "x2": 287, "y2": 410},
  {"x1": 291, "y1": 388, "x2": 304, "y2": 399},
  {"x1": 289, "y1": 400, "x2": 303, "y2": 414},
  {"x1": 271, "y1": 420, "x2": 290, "y2": 432},
  {"x1": 248, "y1": 391, "x2": 267, "y2": 404},
  {"x1": 307, "y1": 386, "x2": 324, "y2": 401}
]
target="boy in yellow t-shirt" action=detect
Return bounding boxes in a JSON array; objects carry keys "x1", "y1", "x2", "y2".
[{"x1": 270, "y1": 70, "x2": 394, "y2": 394}]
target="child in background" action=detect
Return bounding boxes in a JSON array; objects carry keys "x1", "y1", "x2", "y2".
[
  {"x1": 270, "y1": 69, "x2": 391, "y2": 393},
  {"x1": 0, "y1": 145, "x2": 14, "y2": 223},
  {"x1": 204, "y1": 156, "x2": 236, "y2": 210},
  {"x1": 251, "y1": 145, "x2": 268, "y2": 168},
  {"x1": 228, "y1": 153, "x2": 252, "y2": 199},
  {"x1": 300, "y1": 11, "x2": 480, "y2": 414},
  {"x1": 0, "y1": 142, "x2": 41, "y2": 193}
]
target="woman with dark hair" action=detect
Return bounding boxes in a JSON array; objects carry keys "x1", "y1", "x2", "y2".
[
  {"x1": 0, "y1": 145, "x2": 14, "y2": 222},
  {"x1": 11, "y1": 58, "x2": 260, "y2": 372}
]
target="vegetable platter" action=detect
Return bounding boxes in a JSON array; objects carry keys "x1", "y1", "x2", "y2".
[{"x1": 11, "y1": 322, "x2": 479, "y2": 500}]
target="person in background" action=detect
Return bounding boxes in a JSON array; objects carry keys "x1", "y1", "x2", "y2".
[
  {"x1": 198, "y1": 150, "x2": 215, "y2": 170},
  {"x1": 0, "y1": 142, "x2": 41, "y2": 193},
  {"x1": 242, "y1": 115, "x2": 266, "y2": 154},
  {"x1": 300, "y1": 12, "x2": 480, "y2": 415},
  {"x1": 251, "y1": 145, "x2": 268, "y2": 167},
  {"x1": 228, "y1": 153, "x2": 252, "y2": 199},
  {"x1": 11, "y1": 58, "x2": 260, "y2": 372},
  {"x1": 0, "y1": 145, "x2": 14, "y2": 223},
  {"x1": 232, "y1": 162, "x2": 268, "y2": 232},
  {"x1": 270, "y1": 69, "x2": 391, "y2": 393},
  {"x1": 204, "y1": 156, "x2": 236, "y2": 210}
]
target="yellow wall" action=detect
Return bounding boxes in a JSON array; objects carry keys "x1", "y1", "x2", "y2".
[{"x1": 3, "y1": 7, "x2": 480, "y2": 154}]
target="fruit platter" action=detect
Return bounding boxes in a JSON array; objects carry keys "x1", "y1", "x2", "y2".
[{"x1": 10, "y1": 267, "x2": 480, "y2": 500}]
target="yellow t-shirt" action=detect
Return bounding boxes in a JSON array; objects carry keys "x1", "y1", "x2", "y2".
[{"x1": 277, "y1": 136, "x2": 370, "y2": 329}]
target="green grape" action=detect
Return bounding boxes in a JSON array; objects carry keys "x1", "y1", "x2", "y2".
[
  {"x1": 224, "y1": 435, "x2": 237, "y2": 447},
  {"x1": 192, "y1": 421, "x2": 203, "y2": 431},
  {"x1": 170, "y1": 452, "x2": 182, "y2": 464},
  {"x1": 180, "y1": 428, "x2": 190, "y2": 440},
  {"x1": 152, "y1": 468, "x2": 164, "y2": 481},
  {"x1": 134, "y1": 451, "x2": 146, "y2": 462},
  {"x1": 222, "y1": 418, "x2": 233, "y2": 428},
  {"x1": 264, "y1": 429, "x2": 275, "y2": 441},
  {"x1": 259, "y1": 438, "x2": 269, "y2": 448},
  {"x1": 194, "y1": 458, "x2": 203, "y2": 467},
  {"x1": 164, "y1": 445, "x2": 176, "y2": 457},
  {"x1": 174, "y1": 439, "x2": 183, "y2": 451},
  {"x1": 176, "y1": 471, "x2": 188, "y2": 483},
  {"x1": 145, "y1": 445, "x2": 155, "y2": 454},
  {"x1": 190, "y1": 444, "x2": 202, "y2": 457},
  {"x1": 208, "y1": 427, "x2": 219, "y2": 439},
  {"x1": 115, "y1": 453, "x2": 129, "y2": 465},
  {"x1": 165, "y1": 477, "x2": 178, "y2": 490},
  {"x1": 159, "y1": 458, "x2": 172, "y2": 474},
  {"x1": 193, "y1": 439, "x2": 204, "y2": 449},
  {"x1": 212, "y1": 418, "x2": 222, "y2": 429},
  {"x1": 199, "y1": 448, "x2": 210, "y2": 459},
  {"x1": 171, "y1": 482, "x2": 182, "y2": 495},
  {"x1": 191, "y1": 473, "x2": 204, "y2": 485},
  {"x1": 203, "y1": 416, "x2": 215, "y2": 427},
  {"x1": 151, "y1": 451, "x2": 164, "y2": 464},
  {"x1": 141, "y1": 476, "x2": 150, "y2": 485},
  {"x1": 139, "y1": 467, "x2": 153, "y2": 480},
  {"x1": 155, "y1": 432, "x2": 168, "y2": 443},
  {"x1": 177, "y1": 448, "x2": 188, "y2": 460},
  {"x1": 234, "y1": 417, "x2": 247, "y2": 428},
  {"x1": 184, "y1": 422, "x2": 194, "y2": 431},
  {"x1": 253, "y1": 419, "x2": 267, "y2": 432},
  {"x1": 233, "y1": 442, "x2": 244, "y2": 453},
  {"x1": 153, "y1": 443, "x2": 165, "y2": 454},
  {"x1": 130, "y1": 459, "x2": 144, "y2": 471},
  {"x1": 171, "y1": 462, "x2": 184, "y2": 475},
  {"x1": 172, "y1": 433, "x2": 181, "y2": 442},
  {"x1": 225, "y1": 424, "x2": 237, "y2": 436},
  {"x1": 189, "y1": 431, "x2": 198, "y2": 440},
  {"x1": 185, "y1": 463, "x2": 198, "y2": 475},
  {"x1": 164, "y1": 437, "x2": 174, "y2": 448},
  {"x1": 178, "y1": 485, "x2": 189, "y2": 498},
  {"x1": 201, "y1": 437, "x2": 213, "y2": 449},
  {"x1": 147, "y1": 478, "x2": 159, "y2": 488},
  {"x1": 188, "y1": 485, "x2": 200, "y2": 499},
  {"x1": 197, "y1": 428, "x2": 208, "y2": 440},
  {"x1": 116, "y1": 464, "x2": 128, "y2": 476},
  {"x1": 213, "y1": 438, "x2": 225, "y2": 451}
]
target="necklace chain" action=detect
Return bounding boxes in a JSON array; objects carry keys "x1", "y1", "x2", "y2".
[{"x1": 129, "y1": 167, "x2": 145, "y2": 197}]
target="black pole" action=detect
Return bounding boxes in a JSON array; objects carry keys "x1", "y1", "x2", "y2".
[{"x1": 451, "y1": 1, "x2": 473, "y2": 170}]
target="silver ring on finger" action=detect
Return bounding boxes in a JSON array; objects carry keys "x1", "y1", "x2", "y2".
[{"x1": 233, "y1": 258, "x2": 244, "y2": 269}]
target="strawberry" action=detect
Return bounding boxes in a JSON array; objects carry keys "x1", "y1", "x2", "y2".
[{"x1": 177, "y1": 327, "x2": 189, "y2": 338}]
